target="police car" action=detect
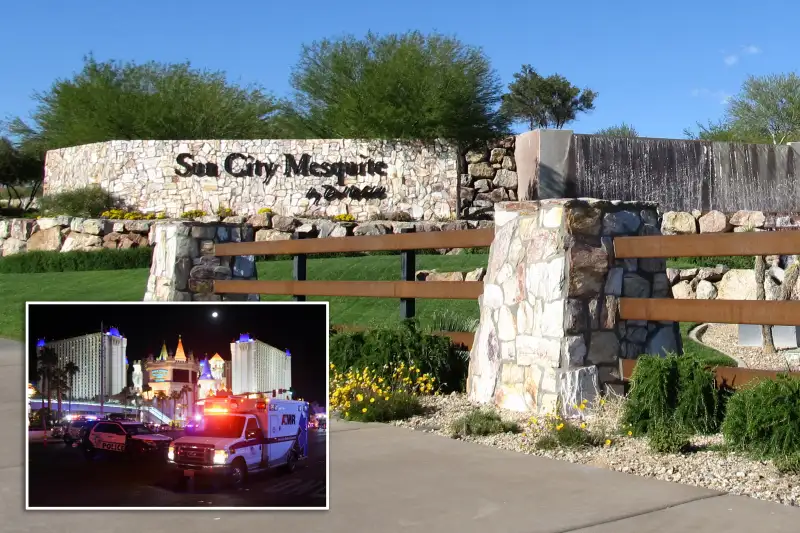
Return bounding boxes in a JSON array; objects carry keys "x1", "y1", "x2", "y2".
[
  {"x1": 168, "y1": 396, "x2": 309, "y2": 488},
  {"x1": 84, "y1": 420, "x2": 173, "y2": 459}
]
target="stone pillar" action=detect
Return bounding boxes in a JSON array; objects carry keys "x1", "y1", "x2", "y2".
[
  {"x1": 515, "y1": 129, "x2": 574, "y2": 202},
  {"x1": 144, "y1": 222, "x2": 259, "y2": 302},
  {"x1": 467, "y1": 199, "x2": 680, "y2": 416}
]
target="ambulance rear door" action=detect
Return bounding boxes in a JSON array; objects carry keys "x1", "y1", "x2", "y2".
[{"x1": 267, "y1": 401, "x2": 295, "y2": 467}]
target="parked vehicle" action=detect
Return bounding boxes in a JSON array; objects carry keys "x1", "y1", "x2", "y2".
[
  {"x1": 83, "y1": 421, "x2": 172, "y2": 460},
  {"x1": 167, "y1": 396, "x2": 309, "y2": 489}
]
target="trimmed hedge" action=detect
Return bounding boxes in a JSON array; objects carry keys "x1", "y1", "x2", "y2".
[{"x1": 0, "y1": 247, "x2": 153, "y2": 273}]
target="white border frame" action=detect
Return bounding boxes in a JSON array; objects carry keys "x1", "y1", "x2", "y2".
[{"x1": 25, "y1": 300, "x2": 331, "y2": 512}]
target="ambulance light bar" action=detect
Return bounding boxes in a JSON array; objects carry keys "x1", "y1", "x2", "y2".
[{"x1": 205, "y1": 407, "x2": 228, "y2": 414}]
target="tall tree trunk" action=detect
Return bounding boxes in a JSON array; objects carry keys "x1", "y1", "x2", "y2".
[{"x1": 755, "y1": 256, "x2": 776, "y2": 354}]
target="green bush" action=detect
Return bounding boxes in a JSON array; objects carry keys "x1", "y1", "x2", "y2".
[
  {"x1": 342, "y1": 391, "x2": 423, "y2": 422},
  {"x1": 774, "y1": 453, "x2": 800, "y2": 474},
  {"x1": 329, "y1": 320, "x2": 467, "y2": 392},
  {"x1": 647, "y1": 421, "x2": 692, "y2": 454},
  {"x1": 38, "y1": 185, "x2": 117, "y2": 217},
  {"x1": 534, "y1": 420, "x2": 602, "y2": 449},
  {"x1": 622, "y1": 353, "x2": 722, "y2": 436},
  {"x1": 450, "y1": 409, "x2": 519, "y2": 438},
  {"x1": 0, "y1": 247, "x2": 153, "y2": 273},
  {"x1": 722, "y1": 375, "x2": 800, "y2": 459}
]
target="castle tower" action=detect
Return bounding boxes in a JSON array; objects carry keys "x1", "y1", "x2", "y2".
[
  {"x1": 175, "y1": 335, "x2": 187, "y2": 362},
  {"x1": 157, "y1": 341, "x2": 168, "y2": 362}
]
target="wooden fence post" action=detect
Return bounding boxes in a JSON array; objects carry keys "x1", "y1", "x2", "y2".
[
  {"x1": 400, "y1": 227, "x2": 416, "y2": 320},
  {"x1": 292, "y1": 232, "x2": 307, "y2": 302}
]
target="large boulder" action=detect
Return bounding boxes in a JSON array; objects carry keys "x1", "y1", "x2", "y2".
[
  {"x1": 661, "y1": 211, "x2": 697, "y2": 235},
  {"x1": 698, "y1": 210, "x2": 732, "y2": 233},
  {"x1": 730, "y1": 210, "x2": 766, "y2": 228},
  {"x1": 27, "y1": 227, "x2": 64, "y2": 252},
  {"x1": 717, "y1": 269, "x2": 758, "y2": 300},
  {"x1": 60, "y1": 233, "x2": 103, "y2": 252}
]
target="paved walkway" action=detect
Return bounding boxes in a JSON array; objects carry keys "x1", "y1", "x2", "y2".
[{"x1": 3, "y1": 338, "x2": 799, "y2": 532}]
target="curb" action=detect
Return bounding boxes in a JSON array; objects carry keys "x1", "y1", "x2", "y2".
[{"x1": 687, "y1": 323, "x2": 748, "y2": 368}]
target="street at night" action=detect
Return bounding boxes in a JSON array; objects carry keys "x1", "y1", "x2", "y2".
[{"x1": 28, "y1": 429, "x2": 327, "y2": 508}]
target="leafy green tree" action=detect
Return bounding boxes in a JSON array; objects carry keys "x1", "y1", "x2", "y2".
[
  {"x1": 501, "y1": 65, "x2": 597, "y2": 130},
  {"x1": 0, "y1": 137, "x2": 42, "y2": 211},
  {"x1": 685, "y1": 73, "x2": 800, "y2": 144},
  {"x1": 285, "y1": 31, "x2": 508, "y2": 142},
  {"x1": 7, "y1": 55, "x2": 285, "y2": 153},
  {"x1": 595, "y1": 123, "x2": 639, "y2": 137}
]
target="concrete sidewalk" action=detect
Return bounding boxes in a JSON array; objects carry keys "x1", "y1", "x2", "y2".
[{"x1": 3, "y1": 337, "x2": 798, "y2": 532}]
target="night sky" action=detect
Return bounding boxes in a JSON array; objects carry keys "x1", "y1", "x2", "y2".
[{"x1": 27, "y1": 303, "x2": 328, "y2": 405}]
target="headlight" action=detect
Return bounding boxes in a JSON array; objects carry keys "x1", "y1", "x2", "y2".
[
  {"x1": 167, "y1": 446, "x2": 175, "y2": 460},
  {"x1": 213, "y1": 449, "x2": 228, "y2": 465}
]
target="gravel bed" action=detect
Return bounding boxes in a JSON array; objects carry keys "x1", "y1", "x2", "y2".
[
  {"x1": 392, "y1": 393, "x2": 800, "y2": 507},
  {"x1": 697, "y1": 323, "x2": 800, "y2": 371}
]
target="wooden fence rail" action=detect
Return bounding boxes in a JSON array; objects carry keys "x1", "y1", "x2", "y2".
[
  {"x1": 332, "y1": 324, "x2": 475, "y2": 350},
  {"x1": 620, "y1": 359, "x2": 800, "y2": 390},
  {"x1": 212, "y1": 227, "x2": 494, "y2": 319}
]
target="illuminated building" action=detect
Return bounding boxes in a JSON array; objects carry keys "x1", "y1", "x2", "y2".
[
  {"x1": 196, "y1": 353, "x2": 231, "y2": 400},
  {"x1": 144, "y1": 336, "x2": 199, "y2": 420},
  {"x1": 230, "y1": 333, "x2": 292, "y2": 396},
  {"x1": 38, "y1": 329, "x2": 127, "y2": 400}
]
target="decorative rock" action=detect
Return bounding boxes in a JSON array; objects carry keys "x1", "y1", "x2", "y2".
[
  {"x1": 468, "y1": 162, "x2": 495, "y2": 178},
  {"x1": 255, "y1": 229, "x2": 291, "y2": 242},
  {"x1": 559, "y1": 366, "x2": 600, "y2": 418},
  {"x1": 124, "y1": 220, "x2": 152, "y2": 233},
  {"x1": 465, "y1": 267, "x2": 486, "y2": 282},
  {"x1": 696, "y1": 280, "x2": 718, "y2": 300},
  {"x1": 698, "y1": 210, "x2": 731, "y2": 233},
  {"x1": 271, "y1": 216, "x2": 300, "y2": 232},
  {"x1": 562, "y1": 336, "x2": 587, "y2": 367},
  {"x1": 0, "y1": 220, "x2": 9, "y2": 239},
  {"x1": 696, "y1": 265, "x2": 729, "y2": 282},
  {"x1": 474, "y1": 179, "x2": 492, "y2": 193},
  {"x1": 671, "y1": 280, "x2": 695, "y2": 299},
  {"x1": 353, "y1": 223, "x2": 389, "y2": 236},
  {"x1": 61, "y1": 233, "x2": 102, "y2": 252},
  {"x1": 622, "y1": 273, "x2": 651, "y2": 298},
  {"x1": 587, "y1": 332, "x2": 621, "y2": 365},
  {"x1": 717, "y1": 269, "x2": 758, "y2": 300},
  {"x1": 246, "y1": 214, "x2": 272, "y2": 229},
  {"x1": 10, "y1": 219, "x2": 35, "y2": 240},
  {"x1": 465, "y1": 150, "x2": 486, "y2": 164},
  {"x1": 2, "y1": 238, "x2": 26, "y2": 256},
  {"x1": 666, "y1": 268, "x2": 680, "y2": 284},
  {"x1": 730, "y1": 210, "x2": 766, "y2": 228},
  {"x1": 428, "y1": 271, "x2": 465, "y2": 282},
  {"x1": 679, "y1": 268, "x2": 698, "y2": 280},
  {"x1": 489, "y1": 148, "x2": 506, "y2": 164},
  {"x1": 567, "y1": 206, "x2": 602, "y2": 236},
  {"x1": 501, "y1": 156, "x2": 516, "y2": 170},
  {"x1": 27, "y1": 227, "x2": 63, "y2": 251},
  {"x1": 661, "y1": 211, "x2": 697, "y2": 235},
  {"x1": 493, "y1": 169, "x2": 518, "y2": 189},
  {"x1": 295, "y1": 223, "x2": 318, "y2": 237},
  {"x1": 568, "y1": 243, "x2": 608, "y2": 297},
  {"x1": 35, "y1": 218, "x2": 62, "y2": 231},
  {"x1": 602, "y1": 211, "x2": 641, "y2": 235},
  {"x1": 604, "y1": 267, "x2": 624, "y2": 296},
  {"x1": 82, "y1": 219, "x2": 111, "y2": 235},
  {"x1": 645, "y1": 325, "x2": 679, "y2": 357}
]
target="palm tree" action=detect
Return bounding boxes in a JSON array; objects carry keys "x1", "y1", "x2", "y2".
[
  {"x1": 169, "y1": 390, "x2": 182, "y2": 420},
  {"x1": 36, "y1": 348, "x2": 58, "y2": 422},
  {"x1": 179, "y1": 384, "x2": 193, "y2": 418},
  {"x1": 52, "y1": 368, "x2": 69, "y2": 420},
  {"x1": 153, "y1": 390, "x2": 168, "y2": 414},
  {"x1": 64, "y1": 362, "x2": 79, "y2": 414}
]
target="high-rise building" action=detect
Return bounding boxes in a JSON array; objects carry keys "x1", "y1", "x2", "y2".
[
  {"x1": 230, "y1": 333, "x2": 291, "y2": 396},
  {"x1": 39, "y1": 328, "x2": 127, "y2": 401}
]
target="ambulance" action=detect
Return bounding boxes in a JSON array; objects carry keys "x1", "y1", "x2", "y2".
[{"x1": 167, "y1": 395, "x2": 309, "y2": 488}]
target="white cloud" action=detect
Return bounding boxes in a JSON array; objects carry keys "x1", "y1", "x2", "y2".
[
  {"x1": 691, "y1": 88, "x2": 731, "y2": 105},
  {"x1": 723, "y1": 54, "x2": 739, "y2": 66},
  {"x1": 742, "y1": 45, "x2": 761, "y2": 55}
]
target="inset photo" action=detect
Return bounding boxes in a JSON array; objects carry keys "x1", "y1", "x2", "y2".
[{"x1": 25, "y1": 301, "x2": 329, "y2": 511}]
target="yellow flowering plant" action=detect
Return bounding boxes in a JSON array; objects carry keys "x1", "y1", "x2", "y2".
[
  {"x1": 180, "y1": 210, "x2": 207, "y2": 219},
  {"x1": 257, "y1": 207, "x2": 273, "y2": 214},
  {"x1": 332, "y1": 213, "x2": 355, "y2": 222},
  {"x1": 329, "y1": 361, "x2": 440, "y2": 422},
  {"x1": 522, "y1": 397, "x2": 622, "y2": 450},
  {"x1": 101, "y1": 209, "x2": 167, "y2": 220}
]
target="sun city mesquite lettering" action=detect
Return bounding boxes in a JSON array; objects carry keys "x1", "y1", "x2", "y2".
[{"x1": 174, "y1": 153, "x2": 389, "y2": 186}]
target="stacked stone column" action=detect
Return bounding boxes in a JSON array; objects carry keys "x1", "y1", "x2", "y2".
[
  {"x1": 467, "y1": 199, "x2": 680, "y2": 416},
  {"x1": 144, "y1": 221, "x2": 259, "y2": 301}
]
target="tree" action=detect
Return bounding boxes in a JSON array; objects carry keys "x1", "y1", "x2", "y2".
[
  {"x1": 36, "y1": 348, "x2": 58, "y2": 420},
  {"x1": 153, "y1": 391, "x2": 168, "y2": 417},
  {"x1": 595, "y1": 123, "x2": 639, "y2": 137},
  {"x1": 169, "y1": 390, "x2": 183, "y2": 422},
  {"x1": 64, "y1": 361, "x2": 79, "y2": 413},
  {"x1": 6, "y1": 55, "x2": 285, "y2": 153},
  {"x1": 286, "y1": 31, "x2": 508, "y2": 142},
  {"x1": 0, "y1": 137, "x2": 42, "y2": 212},
  {"x1": 684, "y1": 73, "x2": 800, "y2": 144},
  {"x1": 500, "y1": 65, "x2": 597, "y2": 131}
]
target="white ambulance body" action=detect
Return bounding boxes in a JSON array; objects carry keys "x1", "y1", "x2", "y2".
[{"x1": 167, "y1": 396, "x2": 309, "y2": 487}]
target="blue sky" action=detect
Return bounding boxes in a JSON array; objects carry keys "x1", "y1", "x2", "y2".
[{"x1": 1, "y1": 0, "x2": 797, "y2": 139}]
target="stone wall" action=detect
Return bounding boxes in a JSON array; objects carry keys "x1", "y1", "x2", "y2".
[
  {"x1": 459, "y1": 137, "x2": 518, "y2": 220},
  {"x1": 44, "y1": 139, "x2": 461, "y2": 222},
  {"x1": 467, "y1": 199, "x2": 680, "y2": 416},
  {"x1": 0, "y1": 215, "x2": 494, "y2": 257}
]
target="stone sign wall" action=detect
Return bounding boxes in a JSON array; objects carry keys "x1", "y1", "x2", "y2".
[
  {"x1": 467, "y1": 199, "x2": 680, "y2": 416},
  {"x1": 44, "y1": 139, "x2": 461, "y2": 221}
]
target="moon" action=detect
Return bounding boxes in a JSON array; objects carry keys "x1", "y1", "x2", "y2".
[{"x1": 211, "y1": 311, "x2": 218, "y2": 318}]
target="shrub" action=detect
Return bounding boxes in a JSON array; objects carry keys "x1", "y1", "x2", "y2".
[
  {"x1": 329, "y1": 320, "x2": 467, "y2": 392},
  {"x1": 332, "y1": 213, "x2": 355, "y2": 222},
  {"x1": 525, "y1": 409, "x2": 605, "y2": 450},
  {"x1": 180, "y1": 209, "x2": 206, "y2": 219},
  {"x1": 450, "y1": 409, "x2": 519, "y2": 438},
  {"x1": 217, "y1": 207, "x2": 235, "y2": 218},
  {"x1": 722, "y1": 375, "x2": 800, "y2": 459},
  {"x1": 622, "y1": 353, "x2": 722, "y2": 436},
  {"x1": 329, "y1": 363, "x2": 433, "y2": 422},
  {"x1": 0, "y1": 247, "x2": 153, "y2": 273},
  {"x1": 39, "y1": 185, "x2": 117, "y2": 217},
  {"x1": 774, "y1": 453, "x2": 800, "y2": 475},
  {"x1": 647, "y1": 421, "x2": 692, "y2": 454},
  {"x1": 257, "y1": 207, "x2": 273, "y2": 214},
  {"x1": 100, "y1": 208, "x2": 166, "y2": 220}
]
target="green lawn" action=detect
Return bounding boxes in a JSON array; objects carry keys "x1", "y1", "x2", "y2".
[{"x1": 0, "y1": 254, "x2": 488, "y2": 340}]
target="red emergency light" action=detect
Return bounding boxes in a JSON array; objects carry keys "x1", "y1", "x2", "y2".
[{"x1": 256, "y1": 401, "x2": 267, "y2": 410}]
